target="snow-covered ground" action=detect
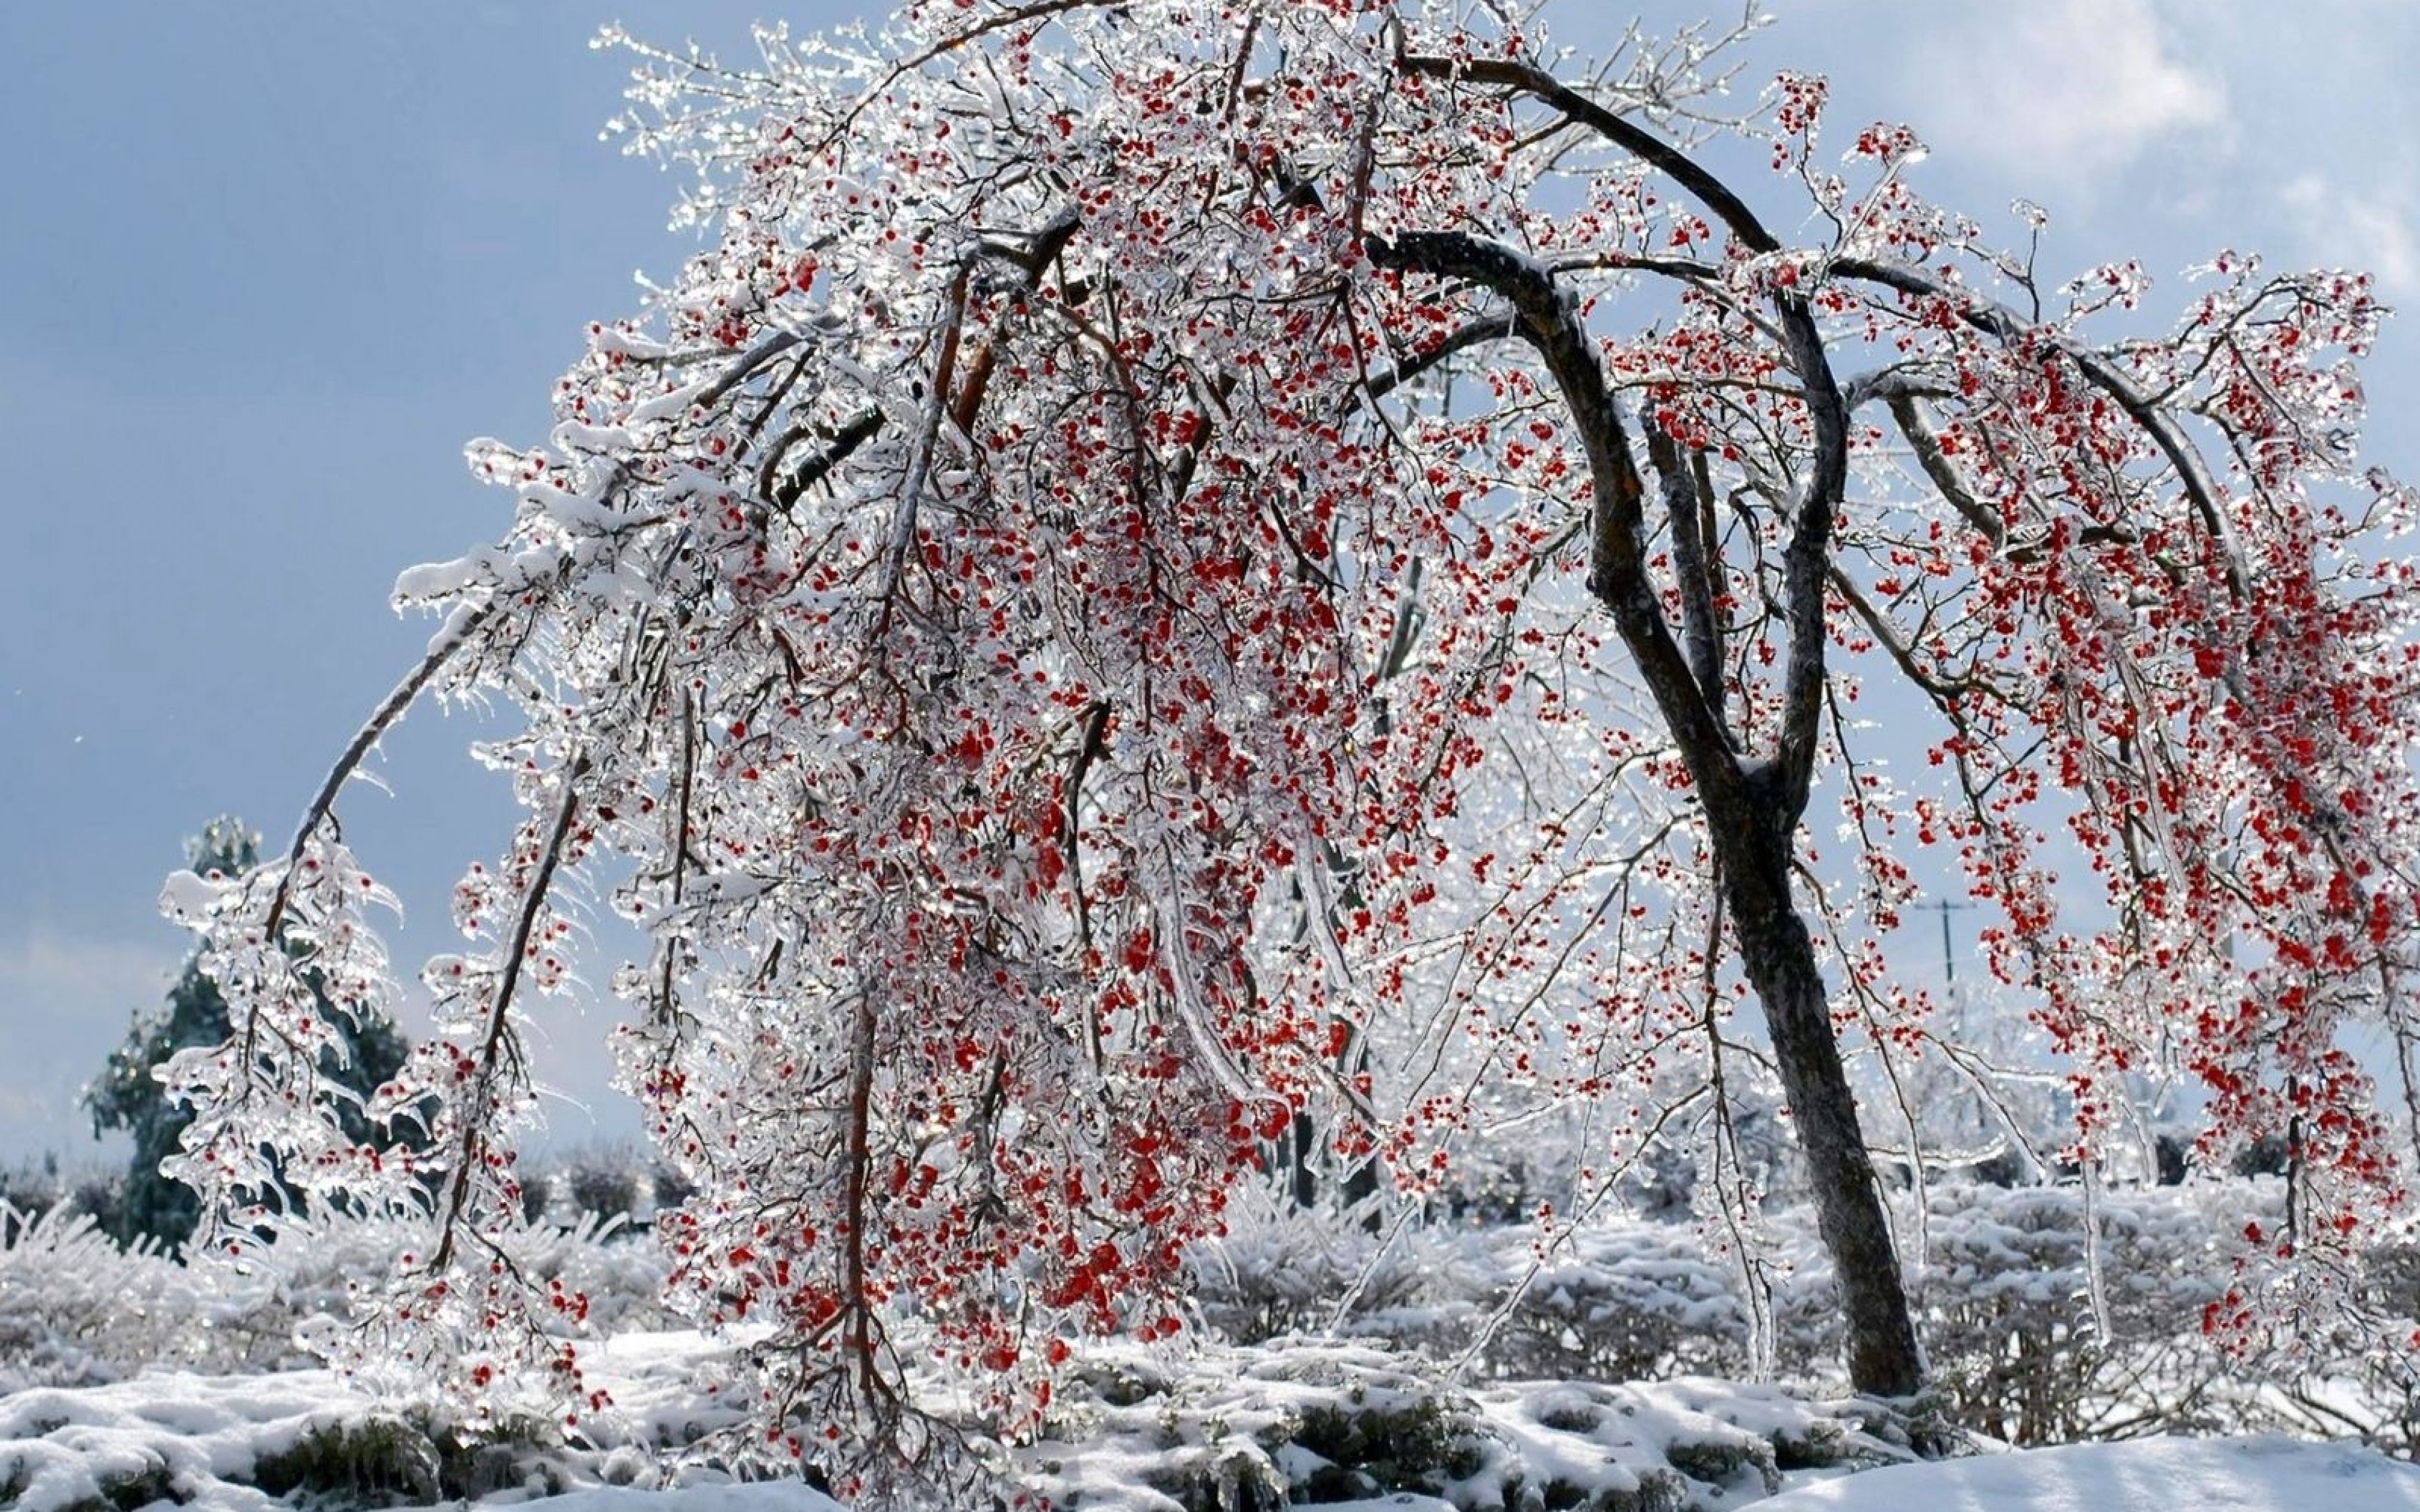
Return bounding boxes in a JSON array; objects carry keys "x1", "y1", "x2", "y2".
[
  {"x1": 1765, "y1": 1435, "x2": 2420, "y2": 1511},
  {"x1": 1, "y1": 1332, "x2": 1902, "y2": 1511},
  {"x1": 9, "y1": 1332, "x2": 2417, "y2": 1511},
  {"x1": 1311, "y1": 1438, "x2": 2420, "y2": 1512}
]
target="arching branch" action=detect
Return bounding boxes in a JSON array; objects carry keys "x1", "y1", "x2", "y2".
[{"x1": 1363, "y1": 231, "x2": 1742, "y2": 808}]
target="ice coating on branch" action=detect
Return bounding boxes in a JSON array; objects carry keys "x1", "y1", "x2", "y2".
[
  {"x1": 393, "y1": 544, "x2": 514, "y2": 605},
  {"x1": 159, "y1": 867, "x2": 232, "y2": 925}
]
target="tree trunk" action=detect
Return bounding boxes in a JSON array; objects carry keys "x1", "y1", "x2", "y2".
[
  {"x1": 1361, "y1": 227, "x2": 1928, "y2": 1400},
  {"x1": 1723, "y1": 812, "x2": 1925, "y2": 1399}
]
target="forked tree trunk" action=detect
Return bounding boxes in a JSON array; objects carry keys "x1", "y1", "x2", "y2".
[{"x1": 1364, "y1": 226, "x2": 1928, "y2": 1400}]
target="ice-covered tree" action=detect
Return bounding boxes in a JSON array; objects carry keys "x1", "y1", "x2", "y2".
[
  {"x1": 161, "y1": 0, "x2": 2420, "y2": 1486},
  {"x1": 87, "y1": 819, "x2": 418, "y2": 1249}
]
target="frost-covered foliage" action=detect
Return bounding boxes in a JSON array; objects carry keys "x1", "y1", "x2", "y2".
[
  {"x1": 0, "y1": 1202, "x2": 291, "y2": 1394},
  {"x1": 159, "y1": 0, "x2": 2420, "y2": 1480},
  {"x1": 85, "y1": 819, "x2": 424, "y2": 1251},
  {"x1": 0, "y1": 1201, "x2": 672, "y2": 1399}
]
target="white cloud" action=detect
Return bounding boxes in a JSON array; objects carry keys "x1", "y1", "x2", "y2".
[
  {"x1": 1901, "y1": 0, "x2": 2225, "y2": 188},
  {"x1": 2281, "y1": 175, "x2": 2420, "y2": 298}
]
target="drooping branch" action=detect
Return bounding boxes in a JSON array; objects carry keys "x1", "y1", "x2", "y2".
[
  {"x1": 1886, "y1": 392, "x2": 2000, "y2": 546},
  {"x1": 952, "y1": 207, "x2": 1083, "y2": 432},
  {"x1": 880, "y1": 265, "x2": 973, "y2": 606},
  {"x1": 1397, "y1": 54, "x2": 1784, "y2": 255},
  {"x1": 763, "y1": 408, "x2": 885, "y2": 510},
  {"x1": 430, "y1": 752, "x2": 588, "y2": 1271},
  {"x1": 1361, "y1": 311, "x2": 1519, "y2": 406},
  {"x1": 1832, "y1": 254, "x2": 2250, "y2": 601},
  {"x1": 263, "y1": 602, "x2": 498, "y2": 941},
  {"x1": 698, "y1": 327, "x2": 813, "y2": 411}
]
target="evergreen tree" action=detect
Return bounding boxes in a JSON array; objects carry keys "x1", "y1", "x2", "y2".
[{"x1": 84, "y1": 818, "x2": 418, "y2": 1249}]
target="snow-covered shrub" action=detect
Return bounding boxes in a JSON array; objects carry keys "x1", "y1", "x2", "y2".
[
  {"x1": 564, "y1": 1155, "x2": 640, "y2": 1231},
  {"x1": 1190, "y1": 1196, "x2": 1479, "y2": 1349},
  {"x1": 1474, "y1": 1223, "x2": 1757, "y2": 1383},
  {"x1": 0, "y1": 1167, "x2": 67, "y2": 1237},
  {"x1": 0, "y1": 1200, "x2": 676, "y2": 1395},
  {"x1": 647, "y1": 1162, "x2": 696, "y2": 1218},
  {"x1": 1889, "y1": 1180, "x2": 2420, "y2": 1448},
  {"x1": 518, "y1": 1171, "x2": 557, "y2": 1227},
  {"x1": 0, "y1": 1200, "x2": 283, "y2": 1392},
  {"x1": 1907, "y1": 1182, "x2": 2245, "y2": 1444},
  {"x1": 1192, "y1": 1203, "x2": 1845, "y2": 1387}
]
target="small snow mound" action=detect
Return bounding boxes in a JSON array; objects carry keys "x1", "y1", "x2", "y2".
[
  {"x1": 1763, "y1": 1435, "x2": 2420, "y2": 1511},
  {"x1": 525, "y1": 1486, "x2": 846, "y2": 1512}
]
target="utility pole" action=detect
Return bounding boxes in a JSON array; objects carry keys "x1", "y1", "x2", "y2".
[{"x1": 1924, "y1": 896, "x2": 1971, "y2": 986}]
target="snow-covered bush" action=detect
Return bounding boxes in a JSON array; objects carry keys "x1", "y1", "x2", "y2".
[
  {"x1": 0, "y1": 1201, "x2": 284, "y2": 1392},
  {"x1": 1905, "y1": 1183, "x2": 2247, "y2": 1444},
  {"x1": 1473, "y1": 1223, "x2": 1761, "y2": 1384},
  {"x1": 1191, "y1": 1194, "x2": 1479, "y2": 1348},
  {"x1": 0, "y1": 1200, "x2": 675, "y2": 1397}
]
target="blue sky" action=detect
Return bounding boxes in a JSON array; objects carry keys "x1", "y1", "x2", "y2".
[{"x1": 4, "y1": 1, "x2": 2417, "y2": 1166}]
